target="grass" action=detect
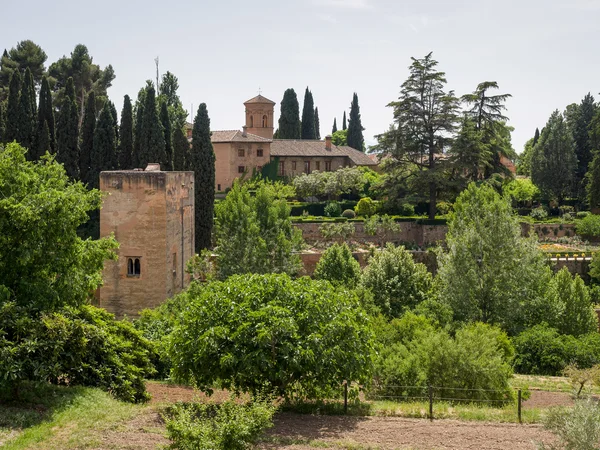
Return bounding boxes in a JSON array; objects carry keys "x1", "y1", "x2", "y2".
[
  {"x1": 0, "y1": 383, "x2": 144, "y2": 449},
  {"x1": 511, "y1": 374, "x2": 600, "y2": 395}
]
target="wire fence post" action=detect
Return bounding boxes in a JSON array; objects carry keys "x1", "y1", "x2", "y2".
[
  {"x1": 344, "y1": 381, "x2": 348, "y2": 415},
  {"x1": 517, "y1": 389, "x2": 522, "y2": 424},
  {"x1": 428, "y1": 385, "x2": 433, "y2": 421}
]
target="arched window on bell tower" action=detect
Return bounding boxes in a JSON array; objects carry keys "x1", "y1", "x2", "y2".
[
  {"x1": 249, "y1": 115, "x2": 254, "y2": 128},
  {"x1": 262, "y1": 115, "x2": 268, "y2": 127}
]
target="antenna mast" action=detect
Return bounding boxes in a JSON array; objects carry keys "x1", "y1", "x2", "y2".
[{"x1": 155, "y1": 56, "x2": 160, "y2": 95}]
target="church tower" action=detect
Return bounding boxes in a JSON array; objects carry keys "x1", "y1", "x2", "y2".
[{"x1": 244, "y1": 94, "x2": 275, "y2": 139}]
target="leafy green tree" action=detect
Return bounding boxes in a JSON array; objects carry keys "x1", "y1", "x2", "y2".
[
  {"x1": 503, "y1": 177, "x2": 540, "y2": 204},
  {"x1": 0, "y1": 102, "x2": 4, "y2": 143},
  {"x1": 118, "y1": 95, "x2": 133, "y2": 170},
  {"x1": 314, "y1": 107, "x2": 321, "y2": 140},
  {"x1": 301, "y1": 87, "x2": 316, "y2": 139},
  {"x1": 190, "y1": 103, "x2": 215, "y2": 251},
  {"x1": 0, "y1": 142, "x2": 117, "y2": 310},
  {"x1": 449, "y1": 117, "x2": 492, "y2": 183},
  {"x1": 347, "y1": 92, "x2": 364, "y2": 151},
  {"x1": 0, "y1": 40, "x2": 47, "y2": 100},
  {"x1": 4, "y1": 70, "x2": 21, "y2": 143},
  {"x1": 160, "y1": 101, "x2": 173, "y2": 170},
  {"x1": 462, "y1": 81, "x2": 511, "y2": 131},
  {"x1": 138, "y1": 86, "x2": 166, "y2": 169},
  {"x1": 16, "y1": 67, "x2": 36, "y2": 153},
  {"x1": 375, "y1": 53, "x2": 460, "y2": 219},
  {"x1": 437, "y1": 183, "x2": 552, "y2": 335},
  {"x1": 361, "y1": 244, "x2": 432, "y2": 318},
  {"x1": 331, "y1": 129, "x2": 347, "y2": 146},
  {"x1": 34, "y1": 76, "x2": 55, "y2": 157},
  {"x1": 332, "y1": 117, "x2": 337, "y2": 134},
  {"x1": 277, "y1": 88, "x2": 300, "y2": 139},
  {"x1": 531, "y1": 110, "x2": 577, "y2": 202},
  {"x1": 172, "y1": 126, "x2": 188, "y2": 171},
  {"x1": 90, "y1": 103, "x2": 117, "y2": 189},
  {"x1": 517, "y1": 137, "x2": 534, "y2": 176},
  {"x1": 79, "y1": 91, "x2": 96, "y2": 184},
  {"x1": 214, "y1": 181, "x2": 302, "y2": 279},
  {"x1": 588, "y1": 153, "x2": 600, "y2": 209},
  {"x1": 158, "y1": 71, "x2": 188, "y2": 131},
  {"x1": 314, "y1": 243, "x2": 361, "y2": 288},
  {"x1": 168, "y1": 274, "x2": 374, "y2": 400},
  {"x1": 342, "y1": 111, "x2": 347, "y2": 130},
  {"x1": 55, "y1": 78, "x2": 80, "y2": 179}
]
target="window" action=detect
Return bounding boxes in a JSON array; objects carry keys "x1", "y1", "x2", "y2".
[
  {"x1": 262, "y1": 115, "x2": 268, "y2": 127},
  {"x1": 217, "y1": 184, "x2": 221, "y2": 191},
  {"x1": 257, "y1": 149, "x2": 263, "y2": 157},
  {"x1": 292, "y1": 161, "x2": 297, "y2": 170},
  {"x1": 172, "y1": 253, "x2": 177, "y2": 277},
  {"x1": 127, "y1": 257, "x2": 141, "y2": 277},
  {"x1": 238, "y1": 148, "x2": 245, "y2": 157},
  {"x1": 278, "y1": 161, "x2": 285, "y2": 176},
  {"x1": 304, "y1": 161, "x2": 311, "y2": 174},
  {"x1": 238, "y1": 166, "x2": 246, "y2": 173},
  {"x1": 315, "y1": 161, "x2": 320, "y2": 170},
  {"x1": 249, "y1": 115, "x2": 254, "y2": 127},
  {"x1": 325, "y1": 161, "x2": 332, "y2": 172}
]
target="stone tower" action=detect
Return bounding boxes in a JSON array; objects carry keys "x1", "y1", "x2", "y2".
[
  {"x1": 244, "y1": 94, "x2": 275, "y2": 139},
  {"x1": 98, "y1": 165, "x2": 195, "y2": 317}
]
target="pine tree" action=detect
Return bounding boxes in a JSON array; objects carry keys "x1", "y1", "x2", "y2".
[
  {"x1": 56, "y1": 77, "x2": 80, "y2": 179},
  {"x1": 301, "y1": 87, "x2": 316, "y2": 139},
  {"x1": 347, "y1": 92, "x2": 365, "y2": 151},
  {"x1": 314, "y1": 107, "x2": 321, "y2": 140},
  {"x1": 332, "y1": 117, "x2": 337, "y2": 134},
  {"x1": 533, "y1": 127, "x2": 540, "y2": 147},
  {"x1": 4, "y1": 70, "x2": 21, "y2": 142},
  {"x1": 160, "y1": 101, "x2": 173, "y2": 170},
  {"x1": 118, "y1": 95, "x2": 133, "y2": 169},
  {"x1": 190, "y1": 103, "x2": 215, "y2": 251},
  {"x1": 34, "y1": 76, "x2": 55, "y2": 157},
  {"x1": 277, "y1": 88, "x2": 300, "y2": 139},
  {"x1": 172, "y1": 127, "x2": 188, "y2": 171},
  {"x1": 90, "y1": 103, "x2": 116, "y2": 189},
  {"x1": 16, "y1": 67, "x2": 36, "y2": 154},
  {"x1": 138, "y1": 86, "x2": 165, "y2": 169},
  {"x1": 79, "y1": 91, "x2": 96, "y2": 184},
  {"x1": 342, "y1": 111, "x2": 347, "y2": 130}
]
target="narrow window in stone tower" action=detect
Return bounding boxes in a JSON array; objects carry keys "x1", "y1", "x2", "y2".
[
  {"x1": 127, "y1": 257, "x2": 141, "y2": 277},
  {"x1": 134, "y1": 258, "x2": 141, "y2": 276},
  {"x1": 262, "y1": 115, "x2": 268, "y2": 127},
  {"x1": 172, "y1": 253, "x2": 177, "y2": 277},
  {"x1": 250, "y1": 116, "x2": 254, "y2": 127}
]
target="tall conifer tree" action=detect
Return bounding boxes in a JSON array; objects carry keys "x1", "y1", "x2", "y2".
[
  {"x1": 132, "y1": 87, "x2": 146, "y2": 168},
  {"x1": 277, "y1": 88, "x2": 301, "y2": 139},
  {"x1": 79, "y1": 91, "x2": 96, "y2": 184},
  {"x1": 108, "y1": 101, "x2": 119, "y2": 169},
  {"x1": 347, "y1": 92, "x2": 365, "y2": 151},
  {"x1": 36, "y1": 120, "x2": 50, "y2": 158},
  {"x1": 5, "y1": 70, "x2": 21, "y2": 142},
  {"x1": 160, "y1": 101, "x2": 173, "y2": 170},
  {"x1": 332, "y1": 117, "x2": 337, "y2": 134},
  {"x1": 0, "y1": 103, "x2": 4, "y2": 143},
  {"x1": 118, "y1": 95, "x2": 133, "y2": 169},
  {"x1": 138, "y1": 86, "x2": 165, "y2": 169},
  {"x1": 172, "y1": 127, "x2": 188, "y2": 171},
  {"x1": 342, "y1": 111, "x2": 347, "y2": 130},
  {"x1": 190, "y1": 103, "x2": 215, "y2": 251},
  {"x1": 56, "y1": 77, "x2": 80, "y2": 179},
  {"x1": 17, "y1": 68, "x2": 36, "y2": 153},
  {"x1": 301, "y1": 87, "x2": 316, "y2": 139},
  {"x1": 90, "y1": 103, "x2": 116, "y2": 189},
  {"x1": 314, "y1": 107, "x2": 321, "y2": 140},
  {"x1": 533, "y1": 127, "x2": 540, "y2": 147},
  {"x1": 34, "y1": 76, "x2": 55, "y2": 157}
]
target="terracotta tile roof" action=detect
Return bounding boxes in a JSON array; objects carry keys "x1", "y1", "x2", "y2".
[
  {"x1": 244, "y1": 95, "x2": 276, "y2": 105},
  {"x1": 211, "y1": 130, "x2": 273, "y2": 143},
  {"x1": 270, "y1": 140, "x2": 377, "y2": 166}
]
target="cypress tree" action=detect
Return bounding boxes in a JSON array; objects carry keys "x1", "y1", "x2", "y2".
[
  {"x1": 190, "y1": 103, "x2": 215, "y2": 251},
  {"x1": 172, "y1": 127, "x2": 188, "y2": 171},
  {"x1": 16, "y1": 68, "x2": 36, "y2": 154},
  {"x1": 90, "y1": 103, "x2": 116, "y2": 189},
  {"x1": 347, "y1": 92, "x2": 365, "y2": 151},
  {"x1": 118, "y1": 95, "x2": 133, "y2": 169},
  {"x1": 301, "y1": 87, "x2": 316, "y2": 139},
  {"x1": 79, "y1": 91, "x2": 96, "y2": 184},
  {"x1": 138, "y1": 86, "x2": 165, "y2": 169},
  {"x1": 332, "y1": 117, "x2": 337, "y2": 134},
  {"x1": 5, "y1": 71, "x2": 21, "y2": 142},
  {"x1": 56, "y1": 77, "x2": 80, "y2": 179},
  {"x1": 160, "y1": 101, "x2": 173, "y2": 170},
  {"x1": 277, "y1": 88, "x2": 301, "y2": 139},
  {"x1": 34, "y1": 76, "x2": 55, "y2": 157},
  {"x1": 0, "y1": 103, "x2": 4, "y2": 143},
  {"x1": 314, "y1": 107, "x2": 321, "y2": 140},
  {"x1": 108, "y1": 101, "x2": 119, "y2": 169},
  {"x1": 342, "y1": 111, "x2": 347, "y2": 130},
  {"x1": 132, "y1": 88, "x2": 146, "y2": 168},
  {"x1": 533, "y1": 128, "x2": 540, "y2": 147},
  {"x1": 109, "y1": 101, "x2": 119, "y2": 142}
]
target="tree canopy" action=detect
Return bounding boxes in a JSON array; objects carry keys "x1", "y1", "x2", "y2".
[{"x1": 277, "y1": 88, "x2": 300, "y2": 139}]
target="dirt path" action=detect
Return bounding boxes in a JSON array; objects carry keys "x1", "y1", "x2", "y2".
[{"x1": 260, "y1": 413, "x2": 554, "y2": 450}]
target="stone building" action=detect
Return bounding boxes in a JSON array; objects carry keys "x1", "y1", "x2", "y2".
[
  {"x1": 98, "y1": 165, "x2": 194, "y2": 317},
  {"x1": 187, "y1": 94, "x2": 377, "y2": 191}
]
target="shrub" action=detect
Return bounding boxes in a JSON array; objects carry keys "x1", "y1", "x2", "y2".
[
  {"x1": 530, "y1": 205, "x2": 549, "y2": 221},
  {"x1": 398, "y1": 203, "x2": 416, "y2": 216},
  {"x1": 324, "y1": 201, "x2": 342, "y2": 217},
  {"x1": 537, "y1": 398, "x2": 600, "y2": 450},
  {"x1": 314, "y1": 243, "x2": 361, "y2": 288},
  {"x1": 164, "y1": 399, "x2": 275, "y2": 450},
  {"x1": 576, "y1": 214, "x2": 600, "y2": 237},
  {"x1": 354, "y1": 197, "x2": 377, "y2": 217},
  {"x1": 363, "y1": 214, "x2": 402, "y2": 246},
  {"x1": 169, "y1": 274, "x2": 375, "y2": 400},
  {"x1": 504, "y1": 178, "x2": 540, "y2": 203},
  {"x1": 576, "y1": 211, "x2": 590, "y2": 219},
  {"x1": 342, "y1": 209, "x2": 356, "y2": 219},
  {"x1": 436, "y1": 201, "x2": 452, "y2": 215},
  {"x1": 361, "y1": 244, "x2": 432, "y2": 318},
  {"x1": 319, "y1": 222, "x2": 356, "y2": 242}
]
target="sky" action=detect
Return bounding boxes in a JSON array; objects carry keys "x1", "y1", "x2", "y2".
[{"x1": 2, "y1": 0, "x2": 600, "y2": 153}]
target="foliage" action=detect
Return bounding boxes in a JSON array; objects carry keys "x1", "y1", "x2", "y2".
[
  {"x1": 324, "y1": 201, "x2": 342, "y2": 217},
  {"x1": 332, "y1": 117, "x2": 337, "y2": 134},
  {"x1": 563, "y1": 364, "x2": 600, "y2": 398},
  {"x1": 292, "y1": 166, "x2": 367, "y2": 199},
  {"x1": 314, "y1": 106, "x2": 321, "y2": 140},
  {"x1": 437, "y1": 183, "x2": 551, "y2": 335},
  {"x1": 278, "y1": 88, "x2": 300, "y2": 139},
  {"x1": 576, "y1": 214, "x2": 600, "y2": 237},
  {"x1": 347, "y1": 92, "x2": 364, "y2": 151},
  {"x1": 588, "y1": 251, "x2": 600, "y2": 284},
  {"x1": 34, "y1": 77, "x2": 54, "y2": 157},
  {"x1": 168, "y1": 274, "x2": 375, "y2": 400},
  {"x1": 138, "y1": 86, "x2": 166, "y2": 169},
  {"x1": 354, "y1": 196, "x2": 377, "y2": 217},
  {"x1": 160, "y1": 101, "x2": 173, "y2": 170},
  {"x1": 504, "y1": 178, "x2": 540, "y2": 203},
  {"x1": 537, "y1": 398, "x2": 600, "y2": 450},
  {"x1": 172, "y1": 126, "x2": 188, "y2": 171},
  {"x1": 517, "y1": 137, "x2": 534, "y2": 176},
  {"x1": 301, "y1": 87, "x2": 316, "y2": 139},
  {"x1": 342, "y1": 209, "x2": 356, "y2": 218},
  {"x1": 361, "y1": 244, "x2": 432, "y2": 318},
  {"x1": 343, "y1": 111, "x2": 347, "y2": 130},
  {"x1": 331, "y1": 128, "x2": 347, "y2": 146},
  {"x1": 89, "y1": 103, "x2": 116, "y2": 188},
  {"x1": 4, "y1": 70, "x2": 21, "y2": 143},
  {"x1": 118, "y1": 95, "x2": 133, "y2": 169},
  {"x1": 314, "y1": 243, "x2": 361, "y2": 288},
  {"x1": 0, "y1": 302, "x2": 155, "y2": 403},
  {"x1": 55, "y1": 77, "x2": 80, "y2": 179},
  {"x1": 530, "y1": 205, "x2": 549, "y2": 221},
  {"x1": 319, "y1": 221, "x2": 356, "y2": 242},
  {"x1": 190, "y1": 103, "x2": 215, "y2": 251},
  {"x1": 16, "y1": 67, "x2": 36, "y2": 152},
  {"x1": 0, "y1": 40, "x2": 47, "y2": 100},
  {"x1": 78, "y1": 91, "x2": 95, "y2": 184},
  {"x1": 215, "y1": 181, "x2": 302, "y2": 279},
  {"x1": 164, "y1": 399, "x2": 275, "y2": 450},
  {"x1": 435, "y1": 201, "x2": 451, "y2": 215},
  {"x1": 0, "y1": 142, "x2": 117, "y2": 310},
  {"x1": 363, "y1": 214, "x2": 402, "y2": 246},
  {"x1": 158, "y1": 71, "x2": 188, "y2": 131}
]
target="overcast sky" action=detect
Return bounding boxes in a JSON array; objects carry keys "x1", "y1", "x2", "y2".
[{"x1": 2, "y1": 0, "x2": 600, "y2": 153}]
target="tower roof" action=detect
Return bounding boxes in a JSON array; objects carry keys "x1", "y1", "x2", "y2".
[{"x1": 244, "y1": 94, "x2": 275, "y2": 105}]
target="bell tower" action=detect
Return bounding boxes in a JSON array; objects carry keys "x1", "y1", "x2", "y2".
[{"x1": 244, "y1": 94, "x2": 275, "y2": 139}]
